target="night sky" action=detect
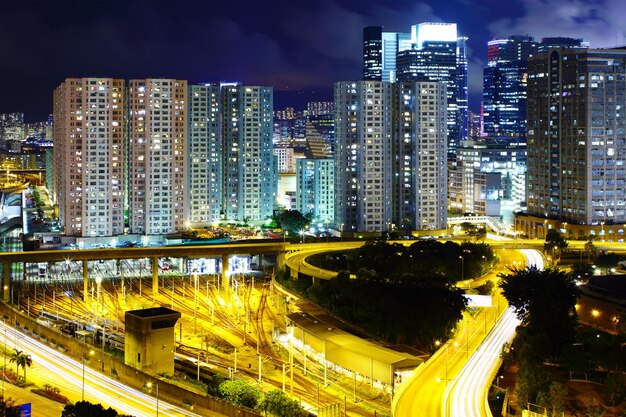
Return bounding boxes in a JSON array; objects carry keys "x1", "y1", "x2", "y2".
[{"x1": 1, "y1": 0, "x2": 625, "y2": 122}]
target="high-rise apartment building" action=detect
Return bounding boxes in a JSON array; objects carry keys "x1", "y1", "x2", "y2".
[
  {"x1": 53, "y1": 78, "x2": 125, "y2": 237},
  {"x1": 221, "y1": 84, "x2": 275, "y2": 222},
  {"x1": 395, "y1": 81, "x2": 448, "y2": 230},
  {"x1": 526, "y1": 47, "x2": 626, "y2": 225},
  {"x1": 335, "y1": 81, "x2": 393, "y2": 233},
  {"x1": 396, "y1": 23, "x2": 468, "y2": 160},
  {"x1": 128, "y1": 79, "x2": 188, "y2": 235},
  {"x1": 296, "y1": 158, "x2": 334, "y2": 224},
  {"x1": 188, "y1": 84, "x2": 222, "y2": 227}
]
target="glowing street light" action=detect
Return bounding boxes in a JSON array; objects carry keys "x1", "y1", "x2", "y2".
[
  {"x1": 459, "y1": 255, "x2": 464, "y2": 282},
  {"x1": 146, "y1": 381, "x2": 159, "y2": 416}
]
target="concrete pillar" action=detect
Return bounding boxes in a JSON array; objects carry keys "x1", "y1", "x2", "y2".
[
  {"x1": 3, "y1": 262, "x2": 10, "y2": 302},
  {"x1": 83, "y1": 259, "x2": 89, "y2": 303},
  {"x1": 277, "y1": 252, "x2": 286, "y2": 269},
  {"x1": 221, "y1": 254, "x2": 229, "y2": 289},
  {"x1": 290, "y1": 267, "x2": 298, "y2": 279},
  {"x1": 152, "y1": 257, "x2": 159, "y2": 295}
]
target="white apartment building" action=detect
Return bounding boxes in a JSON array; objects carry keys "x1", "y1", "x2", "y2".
[
  {"x1": 222, "y1": 85, "x2": 275, "y2": 222},
  {"x1": 273, "y1": 146, "x2": 297, "y2": 174},
  {"x1": 395, "y1": 81, "x2": 448, "y2": 230},
  {"x1": 128, "y1": 79, "x2": 188, "y2": 235},
  {"x1": 53, "y1": 78, "x2": 125, "y2": 237},
  {"x1": 188, "y1": 84, "x2": 222, "y2": 227},
  {"x1": 296, "y1": 158, "x2": 334, "y2": 224},
  {"x1": 334, "y1": 81, "x2": 393, "y2": 233}
]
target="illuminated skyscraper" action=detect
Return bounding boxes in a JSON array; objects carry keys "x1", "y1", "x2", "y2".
[
  {"x1": 363, "y1": 26, "x2": 383, "y2": 81},
  {"x1": 128, "y1": 79, "x2": 188, "y2": 235},
  {"x1": 221, "y1": 84, "x2": 275, "y2": 222},
  {"x1": 396, "y1": 23, "x2": 468, "y2": 160},
  {"x1": 188, "y1": 84, "x2": 222, "y2": 227},
  {"x1": 526, "y1": 47, "x2": 626, "y2": 225},
  {"x1": 53, "y1": 78, "x2": 125, "y2": 237},
  {"x1": 483, "y1": 35, "x2": 538, "y2": 138}
]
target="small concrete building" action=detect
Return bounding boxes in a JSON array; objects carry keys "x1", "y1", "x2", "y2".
[{"x1": 125, "y1": 307, "x2": 181, "y2": 375}]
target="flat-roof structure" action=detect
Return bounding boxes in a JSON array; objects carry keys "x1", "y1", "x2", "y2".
[
  {"x1": 125, "y1": 307, "x2": 181, "y2": 375},
  {"x1": 288, "y1": 312, "x2": 422, "y2": 388}
]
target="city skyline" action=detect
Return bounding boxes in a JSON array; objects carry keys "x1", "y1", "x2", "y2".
[{"x1": 3, "y1": 0, "x2": 626, "y2": 121}]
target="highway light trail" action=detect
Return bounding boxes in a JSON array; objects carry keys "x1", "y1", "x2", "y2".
[
  {"x1": 445, "y1": 249, "x2": 543, "y2": 417},
  {"x1": 0, "y1": 321, "x2": 200, "y2": 417}
]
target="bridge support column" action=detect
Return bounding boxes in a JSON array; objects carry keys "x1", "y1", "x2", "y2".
[
  {"x1": 311, "y1": 276, "x2": 319, "y2": 285},
  {"x1": 290, "y1": 266, "x2": 298, "y2": 279},
  {"x1": 83, "y1": 259, "x2": 89, "y2": 303},
  {"x1": 277, "y1": 252, "x2": 286, "y2": 269},
  {"x1": 152, "y1": 257, "x2": 159, "y2": 295},
  {"x1": 3, "y1": 262, "x2": 10, "y2": 302},
  {"x1": 221, "y1": 255, "x2": 229, "y2": 289}
]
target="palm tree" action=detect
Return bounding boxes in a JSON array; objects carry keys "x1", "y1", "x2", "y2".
[{"x1": 9, "y1": 349, "x2": 32, "y2": 383}]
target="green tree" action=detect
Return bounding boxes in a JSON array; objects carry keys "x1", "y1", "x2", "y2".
[
  {"x1": 61, "y1": 401, "x2": 126, "y2": 417},
  {"x1": 584, "y1": 239, "x2": 597, "y2": 262},
  {"x1": 257, "y1": 389, "x2": 307, "y2": 417},
  {"x1": 277, "y1": 210, "x2": 309, "y2": 234},
  {"x1": 544, "y1": 229, "x2": 568, "y2": 265},
  {"x1": 536, "y1": 381, "x2": 568, "y2": 416},
  {"x1": 586, "y1": 399, "x2": 605, "y2": 417},
  {"x1": 499, "y1": 266, "x2": 579, "y2": 358},
  {"x1": 9, "y1": 349, "x2": 32, "y2": 383},
  {"x1": 0, "y1": 397, "x2": 22, "y2": 417},
  {"x1": 516, "y1": 359, "x2": 549, "y2": 410},
  {"x1": 218, "y1": 379, "x2": 262, "y2": 409}
]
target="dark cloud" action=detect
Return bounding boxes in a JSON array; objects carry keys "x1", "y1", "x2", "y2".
[
  {"x1": 3, "y1": 0, "x2": 623, "y2": 120},
  {"x1": 488, "y1": 0, "x2": 625, "y2": 47}
]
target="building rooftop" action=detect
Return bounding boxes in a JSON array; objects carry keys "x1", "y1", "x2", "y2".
[{"x1": 126, "y1": 307, "x2": 180, "y2": 319}]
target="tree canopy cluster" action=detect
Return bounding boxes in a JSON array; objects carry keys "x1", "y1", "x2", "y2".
[
  {"x1": 287, "y1": 240, "x2": 496, "y2": 347},
  {"x1": 273, "y1": 209, "x2": 311, "y2": 233},
  {"x1": 344, "y1": 240, "x2": 495, "y2": 283},
  {"x1": 499, "y1": 266, "x2": 579, "y2": 359},
  {"x1": 61, "y1": 401, "x2": 133, "y2": 417},
  {"x1": 498, "y1": 266, "x2": 580, "y2": 410}
]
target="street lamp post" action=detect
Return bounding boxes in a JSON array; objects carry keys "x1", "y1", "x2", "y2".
[
  {"x1": 459, "y1": 255, "x2": 465, "y2": 283},
  {"x1": 82, "y1": 350, "x2": 94, "y2": 401},
  {"x1": 193, "y1": 273, "x2": 198, "y2": 334},
  {"x1": 601, "y1": 222, "x2": 605, "y2": 241},
  {"x1": 299, "y1": 230, "x2": 305, "y2": 244},
  {"x1": 95, "y1": 276, "x2": 102, "y2": 316},
  {"x1": 147, "y1": 381, "x2": 159, "y2": 416}
]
